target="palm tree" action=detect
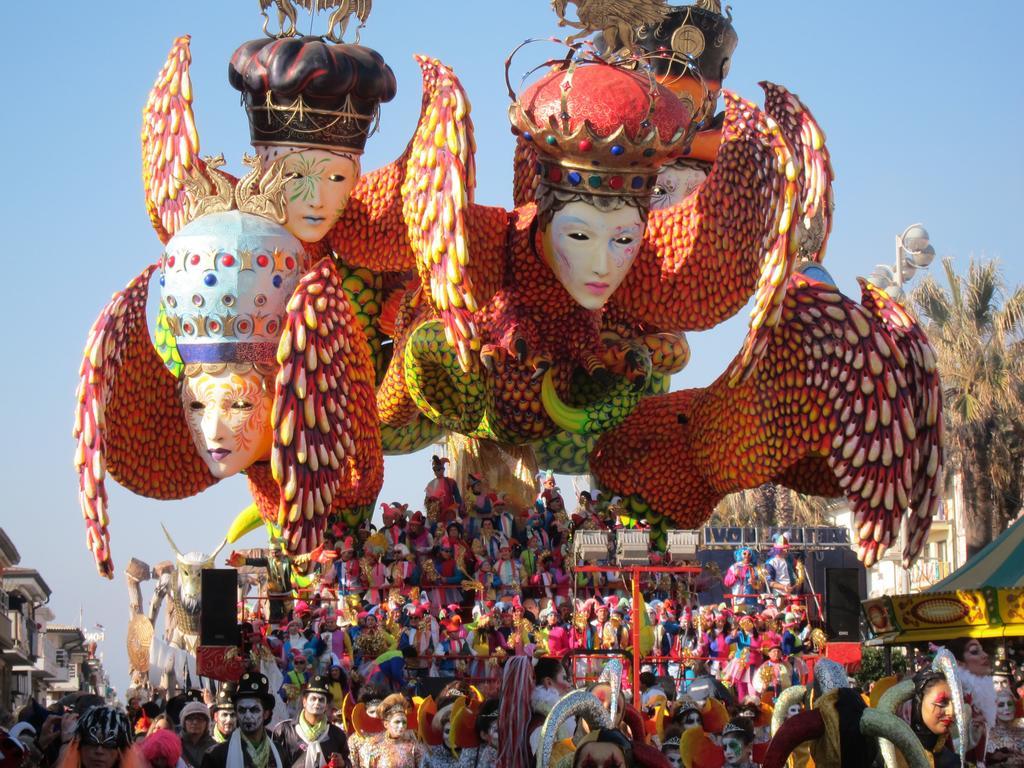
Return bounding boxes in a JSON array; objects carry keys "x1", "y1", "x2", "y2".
[
  {"x1": 911, "y1": 257, "x2": 1024, "y2": 556},
  {"x1": 710, "y1": 484, "x2": 840, "y2": 528}
]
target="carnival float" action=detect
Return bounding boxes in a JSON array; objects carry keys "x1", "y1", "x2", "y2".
[{"x1": 68, "y1": 1, "x2": 958, "y2": 763}]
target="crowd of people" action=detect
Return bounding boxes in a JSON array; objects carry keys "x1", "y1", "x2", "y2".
[
  {"x1": 4, "y1": 637, "x2": 1023, "y2": 768},
  {"x1": 220, "y1": 457, "x2": 824, "y2": 710}
]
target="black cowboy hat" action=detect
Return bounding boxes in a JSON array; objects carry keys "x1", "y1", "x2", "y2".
[{"x1": 303, "y1": 675, "x2": 333, "y2": 702}]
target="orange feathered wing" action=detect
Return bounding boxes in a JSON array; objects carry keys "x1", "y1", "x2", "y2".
[
  {"x1": 401, "y1": 56, "x2": 490, "y2": 371},
  {"x1": 592, "y1": 273, "x2": 943, "y2": 566},
  {"x1": 73, "y1": 265, "x2": 216, "y2": 577},
  {"x1": 142, "y1": 36, "x2": 202, "y2": 244},
  {"x1": 271, "y1": 258, "x2": 384, "y2": 553},
  {"x1": 616, "y1": 84, "x2": 832, "y2": 379}
]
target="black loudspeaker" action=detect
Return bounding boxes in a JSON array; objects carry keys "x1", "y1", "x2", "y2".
[
  {"x1": 825, "y1": 568, "x2": 862, "y2": 641},
  {"x1": 200, "y1": 569, "x2": 240, "y2": 646}
]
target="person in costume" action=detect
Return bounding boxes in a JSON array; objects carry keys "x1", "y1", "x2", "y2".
[
  {"x1": 908, "y1": 667, "x2": 961, "y2": 768},
  {"x1": 948, "y1": 637, "x2": 997, "y2": 739},
  {"x1": 58, "y1": 707, "x2": 140, "y2": 768},
  {"x1": 202, "y1": 673, "x2": 285, "y2": 768},
  {"x1": 353, "y1": 694, "x2": 423, "y2": 768},
  {"x1": 764, "y1": 535, "x2": 796, "y2": 607},
  {"x1": 494, "y1": 543, "x2": 522, "y2": 599},
  {"x1": 720, "y1": 717, "x2": 757, "y2": 768},
  {"x1": 753, "y1": 641, "x2": 791, "y2": 703},
  {"x1": 420, "y1": 690, "x2": 463, "y2": 768},
  {"x1": 454, "y1": 698, "x2": 499, "y2": 768},
  {"x1": 178, "y1": 701, "x2": 215, "y2": 768},
  {"x1": 723, "y1": 615, "x2": 760, "y2": 702},
  {"x1": 279, "y1": 652, "x2": 312, "y2": 719},
  {"x1": 403, "y1": 513, "x2": 434, "y2": 560},
  {"x1": 986, "y1": 688, "x2": 1024, "y2": 764},
  {"x1": 271, "y1": 675, "x2": 351, "y2": 768},
  {"x1": 723, "y1": 548, "x2": 760, "y2": 611},
  {"x1": 424, "y1": 456, "x2": 463, "y2": 531}
]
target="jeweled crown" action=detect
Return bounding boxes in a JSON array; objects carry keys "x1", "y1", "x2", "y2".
[
  {"x1": 160, "y1": 211, "x2": 304, "y2": 365},
  {"x1": 509, "y1": 59, "x2": 694, "y2": 197}
]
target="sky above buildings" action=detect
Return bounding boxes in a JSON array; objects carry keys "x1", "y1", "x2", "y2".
[{"x1": 2, "y1": 1, "x2": 1022, "y2": 694}]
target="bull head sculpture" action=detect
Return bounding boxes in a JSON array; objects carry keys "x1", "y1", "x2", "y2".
[{"x1": 162, "y1": 524, "x2": 227, "y2": 642}]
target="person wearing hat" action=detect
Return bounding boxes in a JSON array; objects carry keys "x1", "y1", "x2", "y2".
[
  {"x1": 424, "y1": 455, "x2": 463, "y2": 530},
  {"x1": 402, "y1": 513, "x2": 433, "y2": 560},
  {"x1": 178, "y1": 700, "x2": 215, "y2": 768},
  {"x1": 57, "y1": 706, "x2": 138, "y2": 768},
  {"x1": 720, "y1": 717, "x2": 757, "y2": 768},
  {"x1": 353, "y1": 694, "x2": 422, "y2": 768},
  {"x1": 454, "y1": 697, "x2": 499, "y2": 768},
  {"x1": 201, "y1": 673, "x2": 283, "y2": 768},
  {"x1": 211, "y1": 687, "x2": 237, "y2": 745},
  {"x1": 272, "y1": 675, "x2": 350, "y2": 768}
]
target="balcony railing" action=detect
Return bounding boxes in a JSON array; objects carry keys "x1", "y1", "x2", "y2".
[
  {"x1": 909, "y1": 558, "x2": 953, "y2": 588},
  {"x1": 1, "y1": 610, "x2": 34, "y2": 661}
]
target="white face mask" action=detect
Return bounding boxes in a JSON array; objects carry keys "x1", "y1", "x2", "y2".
[
  {"x1": 542, "y1": 201, "x2": 645, "y2": 310},
  {"x1": 256, "y1": 146, "x2": 361, "y2": 244},
  {"x1": 304, "y1": 692, "x2": 328, "y2": 719},
  {"x1": 181, "y1": 368, "x2": 272, "y2": 478}
]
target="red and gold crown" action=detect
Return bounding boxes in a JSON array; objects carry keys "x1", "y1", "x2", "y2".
[{"x1": 509, "y1": 59, "x2": 694, "y2": 197}]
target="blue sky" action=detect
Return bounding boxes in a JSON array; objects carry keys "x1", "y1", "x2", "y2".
[{"x1": 2, "y1": 1, "x2": 1021, "y2": 694}]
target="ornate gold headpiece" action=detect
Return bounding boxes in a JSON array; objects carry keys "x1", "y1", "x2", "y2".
[{"x1": 182, "y1": 155, "x2": 289, "y2": 226}]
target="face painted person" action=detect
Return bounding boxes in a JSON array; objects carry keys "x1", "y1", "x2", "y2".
[
  {"x1": 272, "y1": 675, "x2": 351, "y2": 768},
  {"x1": 211, "y1": 687, "x2": 238, "y2": 744},
  {"x1": 201, "y1": 674, "x2": 285, "y2": 768},
  {"x1": 354, "y1": 694, "x2": 423, "y2": 768}
]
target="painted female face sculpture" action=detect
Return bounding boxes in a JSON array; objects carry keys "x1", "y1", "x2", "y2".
[
  {"x1": 542, "y1": 201, "x2": 645, "y2": 310},
  {"x1": 652, "y1": 164, "x2": 708, "y2": 210},
  {"x1": 256, "y1": 147, "x2": 361, "y2": 243},
  {"x1": 161, "y1": 210, "x2": 304, "y2": 480},
  {"x1": 181, "y1": 367, "x2": 273, "y2": 478}
]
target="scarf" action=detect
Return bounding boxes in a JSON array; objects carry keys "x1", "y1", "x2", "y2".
[
  {"x1": 213, "y1": 728, "x2": 229, "y2": 744},
  {"x1": 226, "y1": 730, "x2": 283, "y2": 768},
  {"x1": 957, "y1": 666, "x2": 997, "y2": 730},
  {"x1": 295, "y1": 715, "x2": 329, "y2": 768}
]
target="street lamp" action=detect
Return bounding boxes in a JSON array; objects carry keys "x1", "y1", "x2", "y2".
[{"x1": 867, "y1": 223, "x2": 937, "y2": 301}]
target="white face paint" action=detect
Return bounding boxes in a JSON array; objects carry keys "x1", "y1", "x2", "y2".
[
  {"x1": 236, "y1": 698, "x2": 265, "y2": 736},
  {"x1": 303, "y1": 692, "x2": 328, "y2": 720},
  {"x1": 996, "y1": 690, "x2": 1016, "y2": 724},
  {"x1": 682, "y1": 711, "x2": 702, "y2": 730},
  {"x1": 722, "y1": 735, "x2": 750, "y2": 766},
  {"x1": 486, "y1": 721, "x2": 499, "y2": 748},
  {"x1": 442, "y1": 721, "x2": 451, "y2": 745},
  {"x1": 651, "y1": 165, "x2": 707, "y2": 210},
  {"x1": 215, "y1": 709, "x2": 237, "y2": 735},
  {"x1": 542, "y1": 201, "x2": 645, "y2": 310},
  {"x1": 385, "y1": 712, "x2": 407, "y2": 739},
  {"x1": 665, "y1": 752, "x2": 683, "y2": 768},
  {"x1": 786, "y1": 704, "x2": 801, "y2": 719}
]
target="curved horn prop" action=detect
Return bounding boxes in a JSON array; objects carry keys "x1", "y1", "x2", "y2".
[
  {"x1": 598, "y1": 656, "x2": 623, "y2": 726},
  {"x1": 762, "y1": 710, "x2": 825, "y2": 768},
  {"x1": 208, "y1": 537, "x2": 228, "y2": 564},
  {"x1": 538, "y1": 690, "x2": 611, "y2": 768},
  {"x1": 875, "y1": 679, "x2": 915, "y2": 768},
  {"x1": 932, "y1": 648, "x2": 967, "y2": 768},
  {"x1": 860, "y1": 709, "x2": 931, "y2": 768},
  {"x1": 540, "y1": 369, "x2": 646, "y2": 435},
  {"x1": 771, "y1": 684, "x2": 807, "y2": 736},
  {"x1": 161, "y1": 523, "x2": 183, "y2": 558}
]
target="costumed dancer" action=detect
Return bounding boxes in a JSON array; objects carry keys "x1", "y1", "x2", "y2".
[
  {"x1": 908, "y1": 667, "x2": 963, "y2": 768},
  {"x1": 753, "y1": 640, "x2": 791, "y2": 703},
  {"x1": 947, "y1": 637, "x2": 996, "y2": 758},
  {"x1": 721, "y1": 718, "x2": 757, "y2": 768},
  {"x1": 723, "y1": 548, "x2": 760, "y2": 611},
  {"x1": 353, "y1": 694, "x2": 423, "y2": 768},
  {"x1": 425, "y1": 455, "x2": 463, "y2": 531},
  {"x1": 272, "y1": 675, "x2": 351, "y2": 768},
  {"x1": 723, "y1": 616, "x2": 760, "y2": 702},
  {"x1": 202, "y1": 673, "x2": 285, "y2": 768}
]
